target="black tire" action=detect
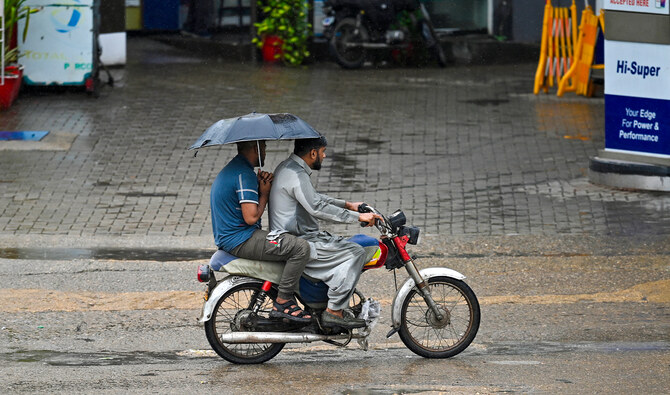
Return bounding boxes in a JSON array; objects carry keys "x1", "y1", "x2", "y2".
[
  {"x1": 433, "y1": 42, "x2": 447, "y2": 68},
  {"x1": 420, "y1": 20, "x2": 447, "y2": 67},
  {"x1": 204, "y1": 282, "x2": 284, "y2": 364},
  {"x1": 398, "y1": 276, "x2": 480, "y2": 358},
  {"x1": 329, "y1": 17, "x2": 369, "y2": 69}
]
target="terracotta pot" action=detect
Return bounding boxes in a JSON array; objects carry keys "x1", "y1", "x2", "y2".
[
  {"x1": 0, "y1": 66, "x2": 24, "y2": 110},
  {"x1": 262, "y1": 36, "x2": 283, "y2": 63}
]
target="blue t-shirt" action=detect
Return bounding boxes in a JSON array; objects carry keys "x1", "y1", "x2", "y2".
[{"x1": 210, "y1": 154, "x2": 261, "y2": 252}]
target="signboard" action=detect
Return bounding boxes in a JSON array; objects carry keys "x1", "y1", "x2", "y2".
[
  {"x1": 604, "y1": 40, "x2": 670, "y2": 158},
  {"x1": 604, "y1": 0, "x2": 669, "y2": 15},
  {"x1": 17, "y1": 0, "x2": 94, "y2": 85}
]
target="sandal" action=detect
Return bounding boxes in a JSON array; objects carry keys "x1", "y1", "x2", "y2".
[{"x1": 269, "y1": 299, "x2": 312, "y2": 323}]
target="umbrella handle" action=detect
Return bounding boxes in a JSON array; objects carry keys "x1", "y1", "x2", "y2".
[{"x1": 257, "y1": 141, "x2": 263, "y2": 172}]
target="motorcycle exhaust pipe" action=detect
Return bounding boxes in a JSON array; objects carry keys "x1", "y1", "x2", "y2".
[{"x1": 218, "y1": 331, "x2": 365, "y2": 344}]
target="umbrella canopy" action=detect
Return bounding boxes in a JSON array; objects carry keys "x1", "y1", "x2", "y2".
[{"x1": 188, "y1": 112, "x2": 322, "y2": 150}]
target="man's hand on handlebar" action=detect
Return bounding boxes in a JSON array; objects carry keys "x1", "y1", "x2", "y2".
[
  {"x1": 345, "y1": 201, "x2": 366, "y2": 212},
  {"x1": 359, "y1": 212, "x2": 382, "y2": 227}
]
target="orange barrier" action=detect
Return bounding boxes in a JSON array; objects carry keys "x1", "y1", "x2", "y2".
[
  {"x1": 557, "y1": 6, "x2": 605, "y2": 97},
  {"x1": 534, "y1": 0, "x2": 578, "y2": 94}
]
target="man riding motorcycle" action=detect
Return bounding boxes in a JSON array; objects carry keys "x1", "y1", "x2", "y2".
[
  {"x1": 268, "y1": 135, "x2": 381, "y2": 329},
  {"x1": 210, "y1": 140, "x2": 313, "y2": 322}
]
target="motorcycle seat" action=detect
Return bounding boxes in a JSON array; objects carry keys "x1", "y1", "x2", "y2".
[
  {"x1": 209, "y1": 249, "x2": 285, "y2": 284},
  {"x1": 208, "y1": 234, "x2": 381, "y2": 285}
]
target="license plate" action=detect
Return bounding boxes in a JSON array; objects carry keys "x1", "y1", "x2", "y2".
[{"x1": 322, "y1": 16, "x2": 335, "y2": 27}]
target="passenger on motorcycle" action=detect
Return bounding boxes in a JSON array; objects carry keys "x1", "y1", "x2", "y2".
[
  {"x1": 268, "y1": 136, "x2": 381, "y2": 329},
  {"x1": 210, "y1": 140, "x2": 313, "y2": 323}
]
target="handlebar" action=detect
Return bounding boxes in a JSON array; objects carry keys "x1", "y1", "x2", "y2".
[
  {"x1": 358, "y1": 203, "x2": 384, "y2": 228},
  {"x1": 358, "y1": 203, "x2": 373, "y2": 213}
]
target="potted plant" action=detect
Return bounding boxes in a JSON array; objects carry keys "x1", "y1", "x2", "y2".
[
  {"x1": 252, "y1": 0, "x2": 312, "y2": 66},
  {"x1": 1, "y1": 0, "x2": 34, "y2": 109}
]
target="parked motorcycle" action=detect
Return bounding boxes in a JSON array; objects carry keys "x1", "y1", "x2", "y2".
[
  {"x1": 322, "y1": 0, "x2": 447, "y2": 69},
  {"x1": 197, "y1": 204, "x2": 479, "y2": 364}
]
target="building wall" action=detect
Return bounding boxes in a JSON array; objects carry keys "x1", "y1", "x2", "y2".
[
  {"x1": 100, "y1": 0, "x2": 126, "y2": 65},
  {"x1": 511, "y1": 0, "x2": 589, "y2": 43}
]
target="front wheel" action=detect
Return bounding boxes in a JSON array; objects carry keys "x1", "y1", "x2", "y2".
[
  {"x1": 204, "y1": 281, "x2": 284, "y2": 364},
  {"x1": 399, "y1": 276, "x2": 480, "y2": 358},
  {"x1": 329, "y1": 17, "x2": 369, "y2": 69},
  {"x1": 420, "y1": 20, "x2": 447, "y2": 67}
]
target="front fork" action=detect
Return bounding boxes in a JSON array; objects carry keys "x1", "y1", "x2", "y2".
[
  {"x1": 404, "y1": 259, "x2": 445, "y2": 322},
  {"x1": 395, "y1": 236, "x2": 444, "y2": 322}
]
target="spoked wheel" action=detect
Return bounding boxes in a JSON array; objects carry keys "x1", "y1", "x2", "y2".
[
  {"x1": 204, "y1": 282, "x2": 284, "y2": 364},
  {"x1": 399, "y1": 276, "x2": 480, "y2": 358},
  {"x1": 329, "y1": 17, "x2": 369, "y2": 69}
]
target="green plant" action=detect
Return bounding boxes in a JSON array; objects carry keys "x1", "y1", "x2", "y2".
[
  {"x1": 3, "y1": 0, "x2": 36, "y2": 65},
  {"x1": 252, "y1": 0, "x2": 312, "y2": 66}
]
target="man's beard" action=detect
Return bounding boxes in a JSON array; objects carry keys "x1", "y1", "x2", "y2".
[{"x1": 312, "y1": 156, "x2": 322, "y2": 170}]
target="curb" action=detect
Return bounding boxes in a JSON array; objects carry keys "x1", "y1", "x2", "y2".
[{"x1": 589, "y1": 156, "x2": 670, "y2": 192}]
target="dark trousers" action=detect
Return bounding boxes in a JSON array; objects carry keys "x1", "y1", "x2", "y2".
[{"x1": 231, "y1": 230, "x2": 311, "y2": 301}]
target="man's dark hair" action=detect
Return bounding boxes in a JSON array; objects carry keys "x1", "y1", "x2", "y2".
[
  {"x1": 294, "y1": 135, "x2": 328, "y2": 157},
  {"x1": 237, "y1": 140, "x2": 257, "y2": 153}
]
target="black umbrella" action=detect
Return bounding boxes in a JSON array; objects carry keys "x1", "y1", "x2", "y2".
[{"x1": 188, "y1": 112, "x2": 322, "y2": 150}]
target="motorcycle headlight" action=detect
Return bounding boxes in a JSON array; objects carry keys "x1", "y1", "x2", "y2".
[
  {"x1": 399, "y1": 225, "x2": 420, "y2": 245},
  {"x1": 388, "y1": 210, "x2": 406, "y2": 232}
]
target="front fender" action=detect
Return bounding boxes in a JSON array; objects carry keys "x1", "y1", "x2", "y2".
[
  {"x1": 390, "y1": 267, "x2": 466, "y2": 329},
  {"x1": 198, "y1": 276, "x2": 264, "y2": 323}
]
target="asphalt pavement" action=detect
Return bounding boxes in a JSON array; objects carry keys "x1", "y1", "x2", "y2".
[{"x1": 0, "y1": 37, "x2": 669, "y2": 394}]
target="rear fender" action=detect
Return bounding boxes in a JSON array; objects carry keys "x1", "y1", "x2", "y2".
[
  {"x1": 390, "y1": 267, "x2": 466, "y2": 329},
  {"x1": 198, "y1": 276, "x2": 264, "y2": 323}
]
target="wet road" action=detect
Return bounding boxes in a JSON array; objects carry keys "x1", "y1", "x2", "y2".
[
  {"x1": 1, "y1": 234, "x2": 668, "y2": 393},
  {"x1": 1, "y1": 36, "x2": 669, "y2": 393}
]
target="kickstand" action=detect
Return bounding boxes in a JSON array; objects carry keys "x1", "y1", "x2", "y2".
[
  {"x1": 324, "y1": 329, "x2": 353, "y2": 347},
  {"x1": 99, "y1": 61, "x2": 114, "y2": 87}
]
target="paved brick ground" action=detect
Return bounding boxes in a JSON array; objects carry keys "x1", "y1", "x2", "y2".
[{"x1": 0, "y1": 37, "x2": 668, "y2": 247}]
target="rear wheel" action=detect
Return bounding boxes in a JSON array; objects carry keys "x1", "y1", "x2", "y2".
[
  {"x1": 432, "y1": 41, "x2": 447, "y2": 68},
  {"x1": 329, "y1": 17, "x2": 369, "y2": 69},
  {"x1": 398, "y1": 276, "x2": 479, "y2": 358},
  {"x1": 420, "y1": 20, "x2": 447, "y2": 67},
  {"x1": 204, "y1": 282, "x2": 284, "y2": 364}
]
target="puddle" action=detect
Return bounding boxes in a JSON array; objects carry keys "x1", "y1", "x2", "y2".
[
  {"x1": 1, "y1": 350, "x2": 183, "y2": 366},
  {"x1": 488, "y1": 360, "x2": 542, "y2": 365},
  {"x1": 472, "y1": 341, "x2": 670, "y2": 356},
  {"x1": 462, "y1": 99, "x2": 510, "y2": 106},
  {"x1": 0, "y1": 247, "x2": 213, "y2": 262}
]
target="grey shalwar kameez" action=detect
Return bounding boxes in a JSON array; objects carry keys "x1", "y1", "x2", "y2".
[{"x1": 268, "y1": 154, "x2": 366, "y2": 310}]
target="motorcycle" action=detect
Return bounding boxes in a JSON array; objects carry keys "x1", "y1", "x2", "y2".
[
  {"x1": 196, "y1": 204, "x2": 480, "y2": 364},
  {"x1": 321, "y1": 0, "x2": 448, "y2": 69}
]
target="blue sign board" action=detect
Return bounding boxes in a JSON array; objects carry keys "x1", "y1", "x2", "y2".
[{"x1": 604, "y1": 40, "x2": 670, "y2": 159}]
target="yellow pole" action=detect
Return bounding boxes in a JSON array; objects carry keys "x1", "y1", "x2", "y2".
[
  {"x1": 548, "y1": 6, "x2": 556, "y2": 87},
  {"x1": 565, "y1": 7, "x2": 574, "y2": 68},
  {"x1": 557, "y1": 6, "x2": 588, "y2": 96},
  {"x1": 570, "y1": 0, "x2": 578, "y2": 49},
  {"x1": 558, "y1": 7, "x2": 568, "y2": 78},
  {"x1": 534, "y1": 0, "x2": 553, "y2": 94}
]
